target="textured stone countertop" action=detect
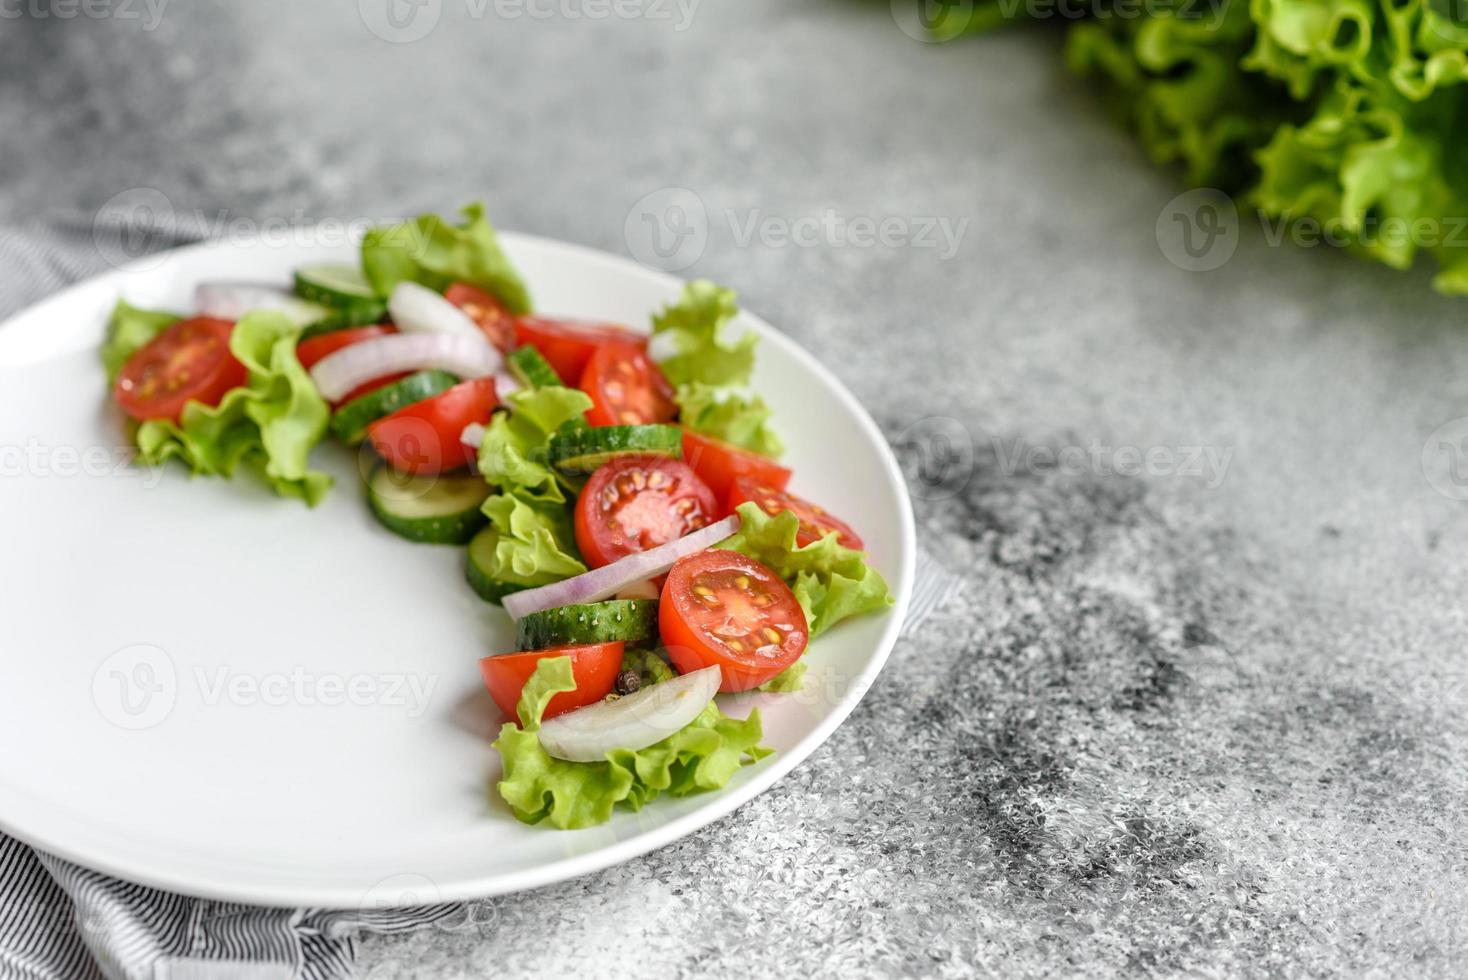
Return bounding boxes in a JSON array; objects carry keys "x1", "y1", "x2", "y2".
[{"x1": 6, "y1": 1, "x2": 1468, "y2": 976}]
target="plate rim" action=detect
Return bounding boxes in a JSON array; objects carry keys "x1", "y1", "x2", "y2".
[{"x1": 0, "y1": 230, "x2": 916, "y2": 908}]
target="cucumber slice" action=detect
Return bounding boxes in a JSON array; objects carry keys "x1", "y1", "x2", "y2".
[
  {"x1": 297, "y1": 301, "x2": 389, "y2": 340},
  {"x1": 330, "y1": 370, "x2": 458, "y2": 445},
  {"x1": 367, "y1": 468, "x2": 490, "y2": 545},
  {"x1": 466, "y1": 528, "x2": 550, "y2": 604},
  {"x1": 516, "y1": 599, "x2": 660, "y2": 651},
  {"x1": 294, "y1": 264, "x2": 387, "y2": 338},
  {"x1": 506, "y1": 346, "x2": 564, "y2": 389},
  {"x1": 295, "y1": 264, "x2": 380, "y2": 306},
  {"x1": 548, "y1": 424, "x2": 682, "y2": 479}
]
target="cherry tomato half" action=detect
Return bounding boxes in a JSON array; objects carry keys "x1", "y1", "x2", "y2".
[
  {"x1": 680, "y1": 429, "x2": 792, "y2": 507},
  {"x1": 114, "y1": 317, "x2": 247, "y2": 423},
  {"x1": 580, "y1": 342, "x2": 677, "y2": 427},
  {"x1": 728, "y1": 477, "x2": 865, "y2": 550},
  {"x1": 445, "y1": 283, "x2": 515, "y2": 353},
  {"x1": 661, "y1": 550, "x2": 808, "y2": 692},
  {"x1": 513, "y1": 316, "x2": 647, "y2": 384},
  {"x1": 479, "y1": 641, "x2": 625, "y2": 723},
  {"x1": 574, "y1": 455, "x2": 718, "y2": 569},
  {"x1": 366, "y1": 377, "x2": 499, "y2": 474},
  {"x1": 296, "y1": 325, "x2": 407, "y2": 406}
]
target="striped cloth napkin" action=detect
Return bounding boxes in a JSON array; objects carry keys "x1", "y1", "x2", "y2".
[{"x1": 0, "y1": 214, "x2": 964, "y2": 980}]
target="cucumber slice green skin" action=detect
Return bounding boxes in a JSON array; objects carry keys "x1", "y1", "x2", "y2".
[
  {"x1": 297, "y1": 301, "x2": 389, "y2": 340},
  {"x1": 466, "y1": 528, "x2": 555, "y2": 605},
  {"x1": 330, "y1": 370, "x2": 459, "y2": 445},
  {"x1": 548, "y1": 424, "x2": 682, "y2": 479},
  {"x1": 294, "y1": 264, "x2": 387, "y2": 338},
  {"x1": 516, "y1": 599, "x2": 660, "y2": 651},
  {"x1": 367, "y1": 468, "x2": 490, "y2": 545},
  {"x1": 295, "y1": 264, "x2": 379, "y2": 305},
  {"x1": 506, "y1": 346, "x2": 565, "y2": 390}
]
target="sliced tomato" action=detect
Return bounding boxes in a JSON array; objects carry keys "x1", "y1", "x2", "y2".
[
  {"x1": 114, "y1": 317, "x2": 247, "y2": 422},
  {"x1": 296, "y1": 325, "x2": 406, "y2": 406},
  {"x1": 660, "y1": 550, "x2": 808, "y2": 692},
  {"x1": 580, "y1": 342, "x2": 676, "y2": 427},
  {"x1": 445, "y1": 283, "x2": 515, "y2": 353},
  {"x1": 574, "y1": 455, "x2": 717, "y2": 568},
  {"x1": 680, "y1": 430, "x2": 793, "y2": 507},
  {"x1": 514, "y1": 316, "x2": 647, "y2": 384},
  {"x1": 728, "y1": 477, "x2": 865, "y2": 550},
  {"x1": 366, "y1": 377, "x2": 499, "y2": 474},
  {"x1": 479, "y1": 641, "x2": 625, "y2": 722}
]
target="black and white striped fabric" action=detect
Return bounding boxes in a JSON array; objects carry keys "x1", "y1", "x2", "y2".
[{"x1": 0, "y1": 214, "x2": 963, "y2": 980}]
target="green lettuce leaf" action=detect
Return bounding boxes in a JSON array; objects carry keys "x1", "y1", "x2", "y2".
[
  {"x1": 493, "y1": 655, "x2": 771, "y2": 829},
  {"x1": 106, "y1": 304, "x2": 332, "y2": 505},
  {"x1": 475, "y1": 384, "x2": 594, "y2": 590},
  {"x1": 361, "y1": 202, "x2": 531, "y2": 313},
  {"x1": 651, "y1": 281, "x2": 757, "y2": 388},
  {"x1": 650, "y1": 281, "x2": 782, "y2": 456},
  {"x1": 720, "y1": 502, "x2": 894, "y2": 637},
  {"x1": 477, "y1": 384, "x2": 592, "y2": 506},
  {"x1": 476, "y1": 495, "x2": 586, "y2": 588},
  {"x1": 674, "y1": 381, "x2": 784, "y2": 458},
  {"x1": 991, "y1": 0, "x2": 1468, "y2": 295},
  {"x1": 757, "y1": 661, "x2": 807, "y2": 693},
  {"x1": 102, "y1": 300, "x2": 182, "y2": 382}
]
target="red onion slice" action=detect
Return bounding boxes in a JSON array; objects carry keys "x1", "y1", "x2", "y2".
[
  {"x1": 309, "y1": 333, "x2": 502, "y2": 402},
  {"x1": 502, "y1": 514, "x2": 742, "y2": 621},
  {"x1": 388, "y1": 281, "x2": 483, "y2": 341}
]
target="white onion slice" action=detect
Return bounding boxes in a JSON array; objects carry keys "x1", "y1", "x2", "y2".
[
  {"x1": 492, "y1": 369, "x2": 523, "y2": 400},
  {"x1": 388, "y1": 281, "x2": 483, "y2": 340},
  {"x1": 460, "y1": 422, "x2": 488, "y2": 451},
  {"x1": 537, "y1": 666, "x2": 721, "y2": 762},
  {"x1": 502, "y1": 514, "x2": 741, "y2": 621},
  {"x1": 195, "y1": 282, "x2": 325, "y2": 327},
  {"x1": 309, "y1": 333, "x2": 501, "y2": 402},
  {"x1": 615, "y1": 579, "x2": 661, "y2": 601}
]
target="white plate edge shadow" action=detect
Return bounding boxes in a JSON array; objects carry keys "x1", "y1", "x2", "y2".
[{"x1": 0, "y1": 230, "x2": 917, "y2": 908}]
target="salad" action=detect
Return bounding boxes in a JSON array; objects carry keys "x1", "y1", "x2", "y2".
[{"x1": 102, "y1": 203, "x2": 894, "y2": 830}]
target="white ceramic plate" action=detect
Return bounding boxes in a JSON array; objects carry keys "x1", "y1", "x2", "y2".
[{"x1": 0, "y1": 233, "x2": 914, "y2": 908}]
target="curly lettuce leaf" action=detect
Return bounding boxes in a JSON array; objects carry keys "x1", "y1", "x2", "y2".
[
  {"x1": 493, "y1": 656, "x2": 771, "y2": 829},
  {"x1": 475, "y1": 384, "x2": 593, "y2": 590},
  {"x1": 720, "y1": 502, "x2": 893, "y2": 637},
  {"x1": 477, "y1": 495, "x2": 586, "y2": 589},
  {"x1": 675, "y1": 382, "x2": 784, "y2": 459},
  {"x1": 757, "y1": 661, "x2": 807, "y2": 693},
  {"x1": 102, "y1": 300, "x2": 182, "y2": 382},
  {"x1": 651, "y1": 281, "x2": 782, "y2": 456},
  {"x1": 361, "y1": 202, "x2": 531, "y2": 313},
  {"x1": 651, "y1": 281, "x2": 757, "y2": 388},
  {"x1": 477, "y1": 385, "x2": 593, "y2": 506},
  {"x1": 106, "y1": 305, "x2": 332, "y2": 505}
]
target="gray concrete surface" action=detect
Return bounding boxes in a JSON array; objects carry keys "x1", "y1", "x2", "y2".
[{"x1": 6, "y1": 0, "x2": 1468, "y2": 976}]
